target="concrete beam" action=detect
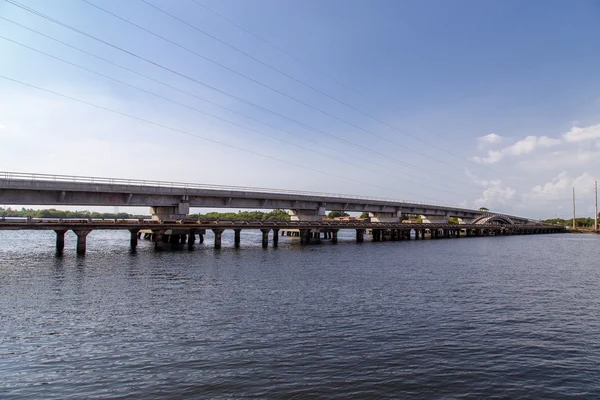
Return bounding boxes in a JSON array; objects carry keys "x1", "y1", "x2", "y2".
[
  {"x1": 150, "y1": 202, "x2": 190, "y2": 221},
  {"x1": 288, "y1": 207, "x2": 325, "y2": 222},
  {"x1": 421, "y1": 214, "x2": 449, "y2": 224},
  {"x1": 369, "y1": 210, "x2": 401, "y2": 223}
]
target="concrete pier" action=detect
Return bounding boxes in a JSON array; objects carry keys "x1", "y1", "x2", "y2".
[
  {"x1": 169, "y1": 234, "x2": 180, "y2": 248},
  {"x1": 356, "y1": 229, "x2": 365, "y2": 243},
  {"x1": 213, "y1": 229, "x2": 223, "y2": 249},
  {"x1": 313, "y1": 230, "x2": 321, "y2": 243},
  {"x1": 261, "y1": 229, "x2": 269, "y2": 248},
  {"x1": 153, "y1": 230, "x2": 164, "y2": 250},
  {"x1": 74, "y1": 229, "x2": 91, "y2": 255},
  {"x1": 300, "y1": 229, "x2": 311, "y2": 245},
  {"x1": 55, "y1": 229, "x2": 66, "y2": 253},
  {"x1": 234, "y1": 229, "x2": 241, "y2": 248},
  {"x1": 188, "y1": 230, "x2": 196, "y2": 249},
  {"x1": 373, "y1": 229, "x2": 381, "y2": 242},
  {"x1": 129, "y1": 229, "x2": 139, "y2": 249},
  {"x1": 0, "y1": 215, "x2": 567, "y2": 255}
]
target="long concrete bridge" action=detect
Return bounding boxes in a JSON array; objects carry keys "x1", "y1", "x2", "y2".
[
  {"x1": 1, "y1": 171, "x2": 529, "y2": 223},
  {"x1": 0, "y1": 172, "x2": 565, "y2": 254}
]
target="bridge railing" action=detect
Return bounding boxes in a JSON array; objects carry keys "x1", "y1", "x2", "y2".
[{"x1": 0, "y1": 171, "x2": 522, "y2": 219}]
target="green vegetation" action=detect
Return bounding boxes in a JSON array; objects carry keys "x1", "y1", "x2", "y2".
[
  {"x1": 478, "y1": 207, "x2": 489, "y2": 212},
  {"x1": 327, "y1": 211, "x2": 350, "y2": 218},
  {"x1": 190, "y1": 210, "x2": 290, "y2": 221},
  {"x1": 359, "y1": 212, "x2": 370, "y2": 219},
  {"x1": 0, "y1": 207, "x2": 146, "y2": 219},
  {"x1": 448, "y1": 217, "x2": 459, "y2": 224},
  {"x1": 543, "y1": 217, "x2": 598, "y2": 228},
  {"x1": 0, "y1": 207, "x2": 291, "y2": 221}
]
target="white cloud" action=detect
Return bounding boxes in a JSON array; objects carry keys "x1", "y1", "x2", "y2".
[
  {"x1": 563, "y1": 124, "x2": 600, "y2": 142},
  {"x1": 477, "y1": 133, "x2": 502, "y2": 149},
  {"x1": 473, "y1": 135, "x2": 562, "y2": 164},
  {"x1": 465, "y1": 170, "x2": 516, "y2": 209},
  {"x1": 516, "y1": 149, "x2": 600, "y2": 172},
  {"x1": 528, "y1": 172, "x2": 595, "y2": 200}
]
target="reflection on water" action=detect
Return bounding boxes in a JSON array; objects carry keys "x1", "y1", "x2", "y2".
[{"x1": 1, "y1": 230, "x2": 599, "y2": 399}]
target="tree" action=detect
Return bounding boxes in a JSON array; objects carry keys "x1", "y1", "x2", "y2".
[
  {"x1": 478, "y1": 207, "x2": 489, "y2": 212},
  {"x1": 327, "y1": 210, "x2": 350, "y2": 218},
  {"x1": 360, "y1": 212, "x2": 370, "y2": 219},
  {"x1": 448, "y1": 217, "x2": 459, "y2": 224}
]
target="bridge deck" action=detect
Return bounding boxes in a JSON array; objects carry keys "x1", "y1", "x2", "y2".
[{"x1": 0, "y1": 219, "x2": 560, "y2": 231}]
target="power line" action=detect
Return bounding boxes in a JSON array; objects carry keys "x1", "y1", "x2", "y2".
[
  {"x1": 82, "y1": 0, "x2": 495, "y2": 181},
  {"x1": 4, "y1": 0, "x2": 493, "y2": 194},
  {"x1": 5, "y1": 0, "x2": 552, "y2": 208},
  {"x1": 0, "y1": 17, "x2": 465, "y2": 196},
  {"x1": 0, "y1": 34, "x2": 465, "y2": 198},
  {"x1": 0, "y1": 74, "x2": 457, "y2": 204},
  {"x1": 190, "y1": 0, "x2": 507, "y2": 176}
]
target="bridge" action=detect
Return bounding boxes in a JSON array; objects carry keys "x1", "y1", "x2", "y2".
[{"x1": 0, "y1": 171, "x2": 565, "y2": 254}]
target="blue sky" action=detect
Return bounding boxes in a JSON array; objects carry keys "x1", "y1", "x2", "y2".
[{"x1": 1, "y1": 0, "x2": 599, "y2": 218}]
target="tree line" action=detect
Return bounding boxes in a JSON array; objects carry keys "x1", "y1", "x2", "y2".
[
  {"x1": 3, "y1": 207, "x2": 597, "y2": 225},
  {"x1": 0, "y1": 207, "x2": 291, "y2": 221},
  {"x1": 0, "y1": 207, "x2": 147, "y2": 219},
  {"x1": 543, "y1": 216, "x2": 599, "y2": 228}
]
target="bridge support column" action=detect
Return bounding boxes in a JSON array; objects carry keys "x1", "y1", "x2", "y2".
[
  {"x1": 444, "y1": 229, "x2": 451, "y2": 239},
  {"x1": 261, "y1": 229, "x2": 270, "y2": 248},
  {"x1": 331, "y1": 229, "x2": 338, "y2": 244},
  {"x1": 273, "y1": 229, "x2": 279, "y2": 247},
  {"x1": 356, "y1": 229, "x2": 365, "y2": 243},
  {"x1": 313, "y1": 230, "x2": 321, "y2": 243},
  {"x1": 372, "y1": 229, "x2": 381, "y2": 242},
  {"x1": 234, "y1": 229, "x2": 241, "y2": 248},
  {"x1": 381, "y1": 229, "x2": 391, "y2": 241},
  {"x1": 414, "y1": 229, "x2": 420, "y2": 240},
  {"x1": 73, "y1": 229, "x2": 91, "y2": 255},
  {"x1": 169, "y1": 234, "x2": 180, "y2": 248},
  {"x1": 129, "y1": 229, "x2": 139, "y2": 250},
  {"x1": 188, "y1": 230, "x2": 196, "y2": 249},
  {"x1": 212, "y1": 229, "x2": 223, "y2": 249},
  {"x1": 54, "y1": 229, "x2": 67, "y2": 254},
  {"x1": 199, "y1": 233, "x2": 204, "y2": 243},
  {"x1": 300, "y1": 229, "x2": 311, "y2": 245},
  {"x1": 153, "y1": 230, "x2": 164, "y2": 251}
]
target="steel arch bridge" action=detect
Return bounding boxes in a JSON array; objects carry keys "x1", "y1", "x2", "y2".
[{"x1": 472, "y1": 214, "x2": 515, "y2": 225}]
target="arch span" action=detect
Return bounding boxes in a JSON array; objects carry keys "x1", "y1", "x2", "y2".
[{"x1": 472, "y1": 215, "x2": 515, "y2": 225}]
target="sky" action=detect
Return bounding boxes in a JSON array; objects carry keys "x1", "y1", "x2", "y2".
[{"x1": 0, "y1": 0, "x2": 599, "y2": 219}]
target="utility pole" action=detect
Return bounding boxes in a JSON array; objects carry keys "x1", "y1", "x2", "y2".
[
  {"x1": 572, "y1": 186, "x2": 576, "y2": 229},
  {"x1": 595, "y1": 180, "x2": 598, "y2": 231}
]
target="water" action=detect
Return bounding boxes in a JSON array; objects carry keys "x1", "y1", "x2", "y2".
[{"x1": 1, "y1": 230, "x2": 599, "y2": 399}]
